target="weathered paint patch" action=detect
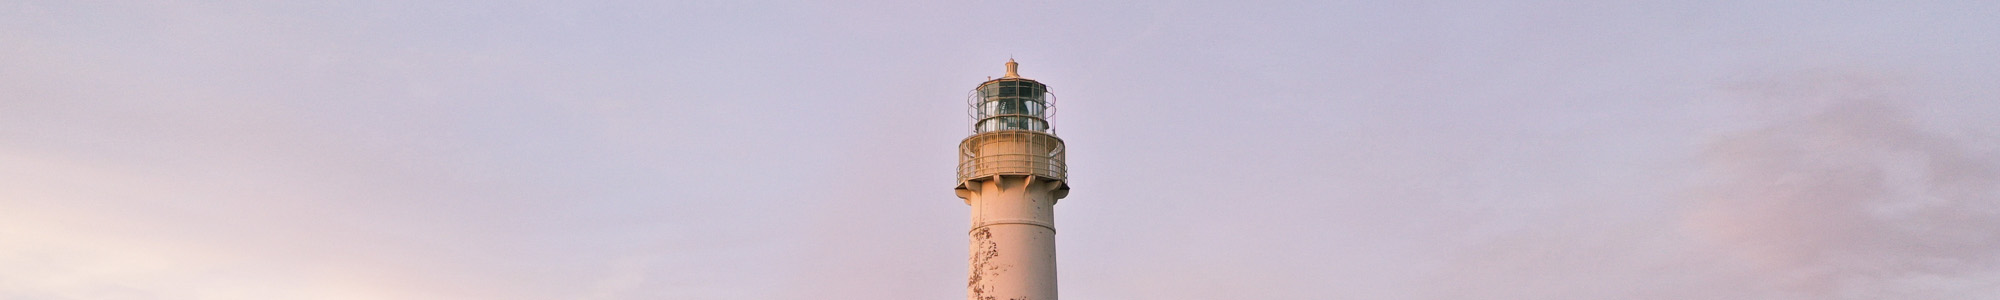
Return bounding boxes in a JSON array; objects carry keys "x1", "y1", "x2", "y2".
[{"x1": 968, "y1": 227, "x2": 1000, "y2": 300}]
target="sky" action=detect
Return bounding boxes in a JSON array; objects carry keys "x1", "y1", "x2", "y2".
[{"x1": 3, "y1": 1, "x2": 1999, "y2": 299}]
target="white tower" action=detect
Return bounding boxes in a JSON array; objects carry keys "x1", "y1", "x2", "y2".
[{"x1": 955, "y1": 60, "x2": 1070, "y2": 300}]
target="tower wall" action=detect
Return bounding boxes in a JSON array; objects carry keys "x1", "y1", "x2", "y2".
[{"x1": 965, "y1": 175, "x2": 1060, "y2": 300}]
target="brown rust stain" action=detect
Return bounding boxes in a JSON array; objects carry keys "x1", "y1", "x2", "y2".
[{"x1": 968, "y1": 227, "x2": 1001, "y2": 300}]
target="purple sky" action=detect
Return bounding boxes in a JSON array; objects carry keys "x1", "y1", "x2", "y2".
[{"x1": 4, "y1": 1, "x2": 1999, "y2": 299}]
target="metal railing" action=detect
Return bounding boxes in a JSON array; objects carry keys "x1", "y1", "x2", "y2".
[
  {"x1": 957, "y1": 153, "x2": 1068, "y2": 181},
  {"x1": 957, "y1": 130, "x2": 1067, "y2": 182}
]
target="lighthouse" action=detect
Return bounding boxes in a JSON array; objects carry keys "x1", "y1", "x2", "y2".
[{"x1": 955, "y1": 60, "x2": 1070, "y2": 300}]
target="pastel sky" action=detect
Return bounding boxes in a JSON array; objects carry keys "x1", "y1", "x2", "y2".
[{"x1": 4, "y1": 1, "x2": 1999, "y2": 299}]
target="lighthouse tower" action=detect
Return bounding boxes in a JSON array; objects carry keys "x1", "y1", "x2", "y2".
[{"x1": 955, "y1": 60, "x2": 1070, "y2": 300}]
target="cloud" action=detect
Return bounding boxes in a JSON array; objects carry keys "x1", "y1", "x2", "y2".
[
  {"x1": 1425, "y1": 70, "x2": 2000, "y2": 299},
  {"x1": 1682, "y1": 70, "x2": 2000, "y2": 298}
]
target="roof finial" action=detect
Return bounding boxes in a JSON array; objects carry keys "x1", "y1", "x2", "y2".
[{"x1": 1003, "y1": 59, "x2": 1020, "y2": 79}]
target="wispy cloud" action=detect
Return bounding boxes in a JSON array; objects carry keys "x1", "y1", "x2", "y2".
[{"x1": 1425, "y1": 70, "x2": 2000, "y2": 299}]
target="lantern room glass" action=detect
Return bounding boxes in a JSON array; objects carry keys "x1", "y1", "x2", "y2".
[{"x1": 972, "y1": 79, "x2": 1050, "y2": 133}]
